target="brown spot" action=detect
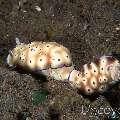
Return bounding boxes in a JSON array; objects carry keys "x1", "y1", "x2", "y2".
[
  {"x1": 93, "y1": 81, "x2": 95, "y2": 85},
  {"x1": 66, "y1": 55, "x2": 68, "y2": 58},
  {"x1": 40, "y1": 59, "x2": 42, "y2": 61},
  {"x1": 46, "y1": 53, "x2": 51, "y2": 66},
  {"x1": 87, "y1": 63, "x2": 92, "y2": 70},
  {"x1": 94, "y1": 58, "x2": 100, "y2": 68},
  {"x1": 58, "y1": 59, "x2": 60, "y2": 61},
  {"x1": 99, "y1": 78, "x2": 102, "y2": 82},
  {"x1": 31, "y1": 48, "x2": 34, "y2": 51},
  {"x1": 96, "y1": 73, "x2": 102, "y2": 84},
  {"x1": 79, "y1": 65, "x2": 84, "y2": 75},
  {"x1": 87, "y1": 89, "x2": 91, "y2": 91},
  {"x1": 101, "y1": 68, "x2": 104, "y2": 71},
  {"x1": 87, "y1": 77, "x2": 92, "y2": 88},
  {"x1": 107, "y1": 56, "x2": 116, "y2": 65}
]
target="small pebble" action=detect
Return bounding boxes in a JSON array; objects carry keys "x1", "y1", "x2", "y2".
[
  {"x1": 35, "y1": 6, "x2": 42, "y2": 12},
  {"x1": 115, "y1": 27, "x2": 120, "y2": 31},
  {"x1": 26, "y1": 117, "x2": 32, "y2": 120}
]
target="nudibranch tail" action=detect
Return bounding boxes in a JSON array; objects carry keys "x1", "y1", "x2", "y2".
[{"x1": 67, "y1": 56, "x2": 120, "y2": 95}]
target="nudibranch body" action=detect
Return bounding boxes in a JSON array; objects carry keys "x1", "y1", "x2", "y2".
[
  {"x1": 7, "y1": 39, "x2": 120, "y2": 95},
  {"x1": 7, "y1": 41, "x2": 74, "y2": 80}
]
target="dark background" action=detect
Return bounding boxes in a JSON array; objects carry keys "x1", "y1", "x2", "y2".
[{"x1": 0, "y1": 0, "x2": 120, "y2": 120}]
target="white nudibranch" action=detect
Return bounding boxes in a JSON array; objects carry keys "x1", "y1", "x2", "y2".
[{"x1": 7, "y1": 39, "x2": 120, "y2": 95}]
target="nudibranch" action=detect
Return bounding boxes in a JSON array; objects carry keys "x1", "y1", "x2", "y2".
[{"x1": 7, "y1": 39, "x2": 120, "y2": 95}]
